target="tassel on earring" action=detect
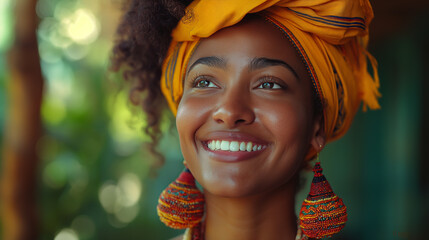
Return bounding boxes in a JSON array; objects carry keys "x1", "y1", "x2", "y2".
[
  {"x1": 299, "y1": 156, "x2": 347, "y2": 239},
  {"x1": 157, "y1": 168, "x2": 205, "y2": 229}
]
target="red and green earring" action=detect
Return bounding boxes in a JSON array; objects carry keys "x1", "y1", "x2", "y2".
[
  {"x1": 299, "y1": 153, "x2": 348, "y2": 239},
  {"x1": 157, "y1": 167, "x2": 205, "y2": 229}
]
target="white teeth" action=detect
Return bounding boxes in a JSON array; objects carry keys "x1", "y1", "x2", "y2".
[
  {"x1": 230, "y1": 141, "x2": 239, "y2": 152},
  {"x1": 220, "y1": 140, "x2": 229, "y2": 150},
  {"x1": 208, "y1": 140, "x2": 215, "y2": 150},
  {"x1": 207, "y1": 140, "x2": 266, "y2": 152},
  {"x1": 239, "y1": 142, "x2": 246, "y2": 151},
  {"x1": 215, "y1": 140, "x2": 221, "y2": 150},
  {"x1": 246, "y1": 142, "x2": 252, "y2": 152}
]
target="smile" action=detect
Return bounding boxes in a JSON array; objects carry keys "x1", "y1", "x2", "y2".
[{"x1": 207, "y1": 140, "x2": 267, "y2": 152}]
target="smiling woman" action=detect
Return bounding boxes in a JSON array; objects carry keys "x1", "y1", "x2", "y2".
[
  {"x1": 177, "y1": 18, "x2": 319, "y2": 200},
  {"x1": 111, "y1": 0, "x2": 380, "y2": 240}
]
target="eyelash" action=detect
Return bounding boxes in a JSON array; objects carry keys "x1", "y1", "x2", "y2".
[
  {"x1": 256, "y1": 76, "x2": 286, "y2": 90},
  {"x1": 189, "y1": 75, "x2": 287, "y2": 89},
  {"x1": 191, "y1": 75, "x2": 217, "y2": 88}
]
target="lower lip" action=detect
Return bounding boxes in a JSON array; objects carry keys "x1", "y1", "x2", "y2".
[{"x1": 202, "y1": 143, "x2": 267, "y2": 162}]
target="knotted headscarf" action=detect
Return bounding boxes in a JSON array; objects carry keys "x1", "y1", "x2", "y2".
[{"x1": 161, "y1": 0, "x2": 380, "y2": 152}]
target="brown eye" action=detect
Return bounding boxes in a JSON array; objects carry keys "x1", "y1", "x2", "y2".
[
  {"x1": 194, "y1": 77, "x2": 216, "y2": 88},
  {"x1": 258, "y1": 82, "x2": 282, "y2": 89},
  {"x1": 197, "y1": 80, "x2": 210, "y2": 87}
]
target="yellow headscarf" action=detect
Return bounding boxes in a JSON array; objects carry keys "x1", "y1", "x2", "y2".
[{"x1": 161, "y1": 0, "x2": 380, "y2": 152}]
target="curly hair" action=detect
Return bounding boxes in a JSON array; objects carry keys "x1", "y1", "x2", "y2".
[{"x1": 111, "y1": 0, "x2": 193, "y2": 164}]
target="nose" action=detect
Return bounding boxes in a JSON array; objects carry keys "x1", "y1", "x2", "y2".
[{"x1": 212, "y1": 88, "x2": 255, "y2": 128}]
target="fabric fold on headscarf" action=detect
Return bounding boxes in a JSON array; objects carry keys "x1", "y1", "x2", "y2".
[{"x1": 160, "y1": 0, "x2": 380, "y2": 157}]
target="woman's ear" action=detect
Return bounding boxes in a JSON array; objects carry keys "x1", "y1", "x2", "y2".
[{"x1": 310, "y1": 114, "x2": 326, "y2": 152}]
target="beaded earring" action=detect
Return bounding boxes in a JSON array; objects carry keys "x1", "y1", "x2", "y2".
[
  {"x1": 299, "y1": 154, "x2": 348, "y2": 239},
  {"x1": 157, "y1": 167, "x2": 205, "y2": 229}
]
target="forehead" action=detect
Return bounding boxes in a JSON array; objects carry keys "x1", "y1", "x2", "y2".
[{"x1": 188, "y1": 16, "x2": 304, "y2": 72}]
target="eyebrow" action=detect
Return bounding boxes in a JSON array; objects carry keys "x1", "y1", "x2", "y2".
[
  {"x1": 249, "y1": 57, "x2": 300, "y2": 81},
  {"x1": 187, "y1": 56, "x2": 227, "y2": 74},
  {"x1": 187, "y1": 56, "x2": 300, "y2": 81}
]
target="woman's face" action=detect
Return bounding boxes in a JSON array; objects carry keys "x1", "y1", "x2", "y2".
[{"x1": 176, "y1": 17, "x2": 323, "y2": 197}]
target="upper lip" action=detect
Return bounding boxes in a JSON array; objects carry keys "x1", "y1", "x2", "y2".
[{"x1": 200, "y1": 131, "x2": 269, "y2": 145}]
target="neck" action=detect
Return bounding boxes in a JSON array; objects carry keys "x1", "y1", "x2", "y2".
[{"x1": 203, "y1": 178, "x2": 298, "y2": 240}]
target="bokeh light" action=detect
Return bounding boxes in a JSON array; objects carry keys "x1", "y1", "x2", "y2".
[
  {"x1": 54, "y1": 229, "x2": 79, "y2": 240},
  {"x1": 98, "y1": 182, "x2": 119, "y2": 214},
  {"x1": 114, "y1": 204, "x2": 139, "y2": 224},
  {"x1": 63, "y1": 8, "x2": 100, "y2": 45},
  {"x1": 98, "y1": 173, "x2": 142, "y2": 226},
  {"x1": 117, "y1": 173, "x2": 142, "y2": 207}
]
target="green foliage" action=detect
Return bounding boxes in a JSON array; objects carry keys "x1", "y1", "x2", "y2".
[{"x1": 1, "y1": 0, "x2": 183, "y2": 239}]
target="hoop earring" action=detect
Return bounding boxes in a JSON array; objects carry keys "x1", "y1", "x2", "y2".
[
  {"x1": 157, "y1": 168, "x2": 205, "y2": 229},
  {"x1": 299, "y1": 154, "x2": 348, "y2": 239}
]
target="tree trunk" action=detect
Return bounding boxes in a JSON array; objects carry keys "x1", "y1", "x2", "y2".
[{"x1": 1, "y1": 0, "x2": 43, "y2": 239}]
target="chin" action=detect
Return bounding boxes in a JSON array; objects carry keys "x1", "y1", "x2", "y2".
[
  {"x1": 199, "y1": 165, "x2": 301, "y2": 200},
  {"x1": 204, "y1": 183, "x2": 255, "y2": 198},
  {"x1": 198, "y1": 170, "x2": 273, "y2": 198},
  {"x1": 196, "y1": 169, "x2": 249, "y2": 197}
]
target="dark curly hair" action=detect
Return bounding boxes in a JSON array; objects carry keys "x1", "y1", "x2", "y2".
[{"x1": 111, "y1": 0, "x2": 193, "y2": 165}]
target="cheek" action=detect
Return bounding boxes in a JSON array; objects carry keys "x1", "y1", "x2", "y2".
[
  {"x1": 176, "y1": 95, "x2": 211, "y2": 167},
  {"x1": 258, "y1": 98, "x2": 310, "y2": 142},
  {"x1": 257, "y1": 99, "x2": 312, "y2": 172}
]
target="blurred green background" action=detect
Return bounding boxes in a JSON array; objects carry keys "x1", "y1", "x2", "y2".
[{"x1": 0, "y1": 0, "x2": 428, "y2": 239}]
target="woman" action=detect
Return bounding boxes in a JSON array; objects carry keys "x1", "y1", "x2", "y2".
[{"x1": 112, "y1": 0, "x2": 380, "y2": 239}]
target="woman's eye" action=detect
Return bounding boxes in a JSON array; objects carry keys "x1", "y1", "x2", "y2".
[
  {"x1": 194, "y1": 78, "x2": 216, "y2": 88},
  {"x1": 258, "y1": 82, "x2": 282, "y2": 89}
]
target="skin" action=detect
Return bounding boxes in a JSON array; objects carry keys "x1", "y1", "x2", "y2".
[{"x1": 175, "y1": 16, "x2": 325, "y2": 240}]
